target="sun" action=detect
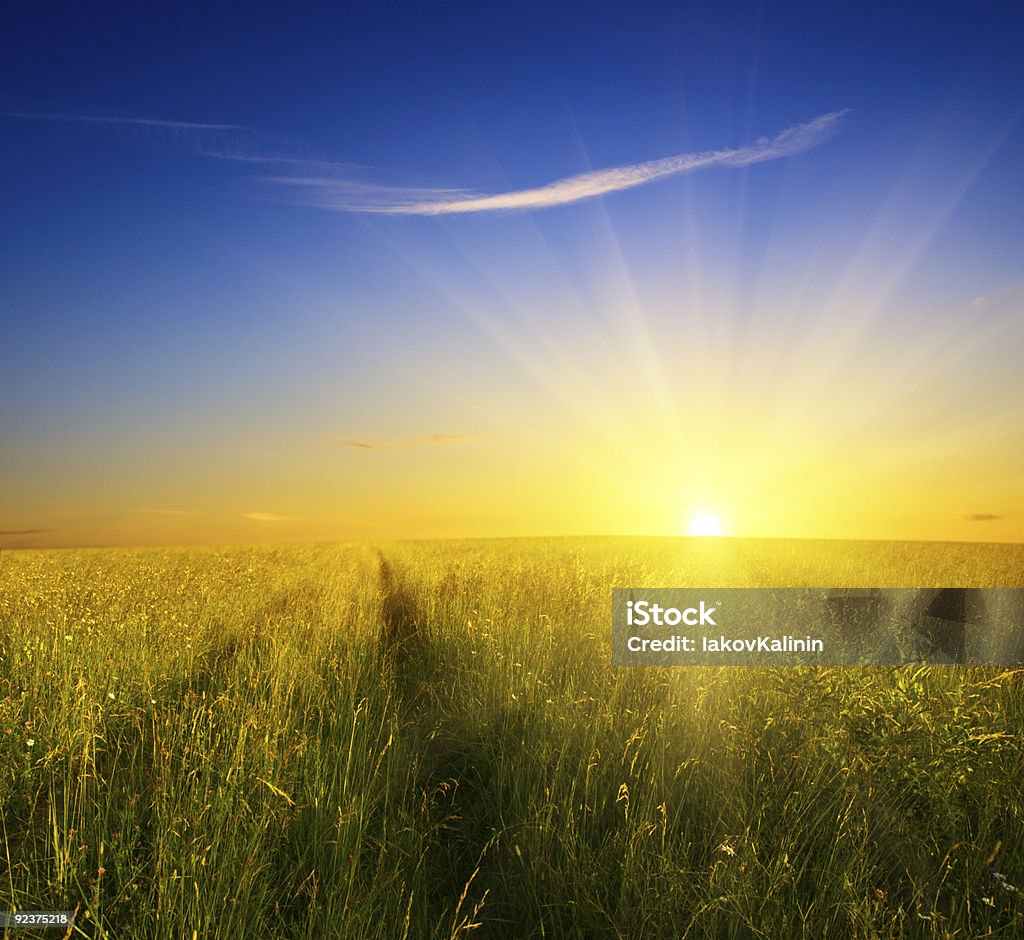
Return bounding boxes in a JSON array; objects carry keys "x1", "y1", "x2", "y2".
[{"x1": 687, "y1": 511, "x2": 723, "y2": 537}]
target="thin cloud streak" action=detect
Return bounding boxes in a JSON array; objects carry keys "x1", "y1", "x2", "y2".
[
  {"x1": 410, "y1": 432, "x2": 486, "y2": 446},
  {"x1": 334, "y1": 432, "x2": 489, "y2": 451},
  {"x1": 270, "y1": 110, "x2": 849, "y2": 215},
  {"x1": 243, "y1": 512, "x2": 293, "y2": 522},
  {"x1": 197, "y1": 149, "x2": 364, "y2": 172},
  {"x1": 6, "y1": 108, "x2": 848, "y2": 214},
  {"x1": 5, "y1": 111, "x2": 357, "y2": 171},
  {"x1": 262, "y1": 176, "x2": 472, "y2": 209},
  {"x1": 137, "y1": 507, "x2": 200, "y2": 516},
  {"x1": 5, "y1": 111, "x2": 247, "y2": 131}
]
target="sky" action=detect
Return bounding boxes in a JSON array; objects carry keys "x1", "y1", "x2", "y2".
[{"x1": 1, "y1": 1, "x2": 1023, "y2": 548}]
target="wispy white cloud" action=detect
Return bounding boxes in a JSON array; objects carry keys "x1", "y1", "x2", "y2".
[
  {"x1": 6, "y1": 107, "x2": 848, "y2": 215},
  {"x1": 243, "y1": 511, "x2": 293, "y2": 522},
  {"x1": 265, "y1": 110, "x2": 850, "y2": 215}
]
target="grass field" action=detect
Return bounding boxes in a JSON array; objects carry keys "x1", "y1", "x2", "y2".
[{"x1": 1, "y1": 537, "x2": 1023, "y2": 938}]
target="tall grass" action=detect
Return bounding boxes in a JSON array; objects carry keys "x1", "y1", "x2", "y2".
[{"x1": 1, "y1": 537, "x2": 1022, "y2": 937}]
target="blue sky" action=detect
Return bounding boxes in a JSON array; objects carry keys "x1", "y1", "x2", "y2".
[{"x1": 2, "y1": 1, "x2": 1023, "y2": 545}]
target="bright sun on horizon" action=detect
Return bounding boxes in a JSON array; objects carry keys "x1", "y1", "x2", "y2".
[{"x1": 687, "y1": 511, "x2": 724, "y2": 537}]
